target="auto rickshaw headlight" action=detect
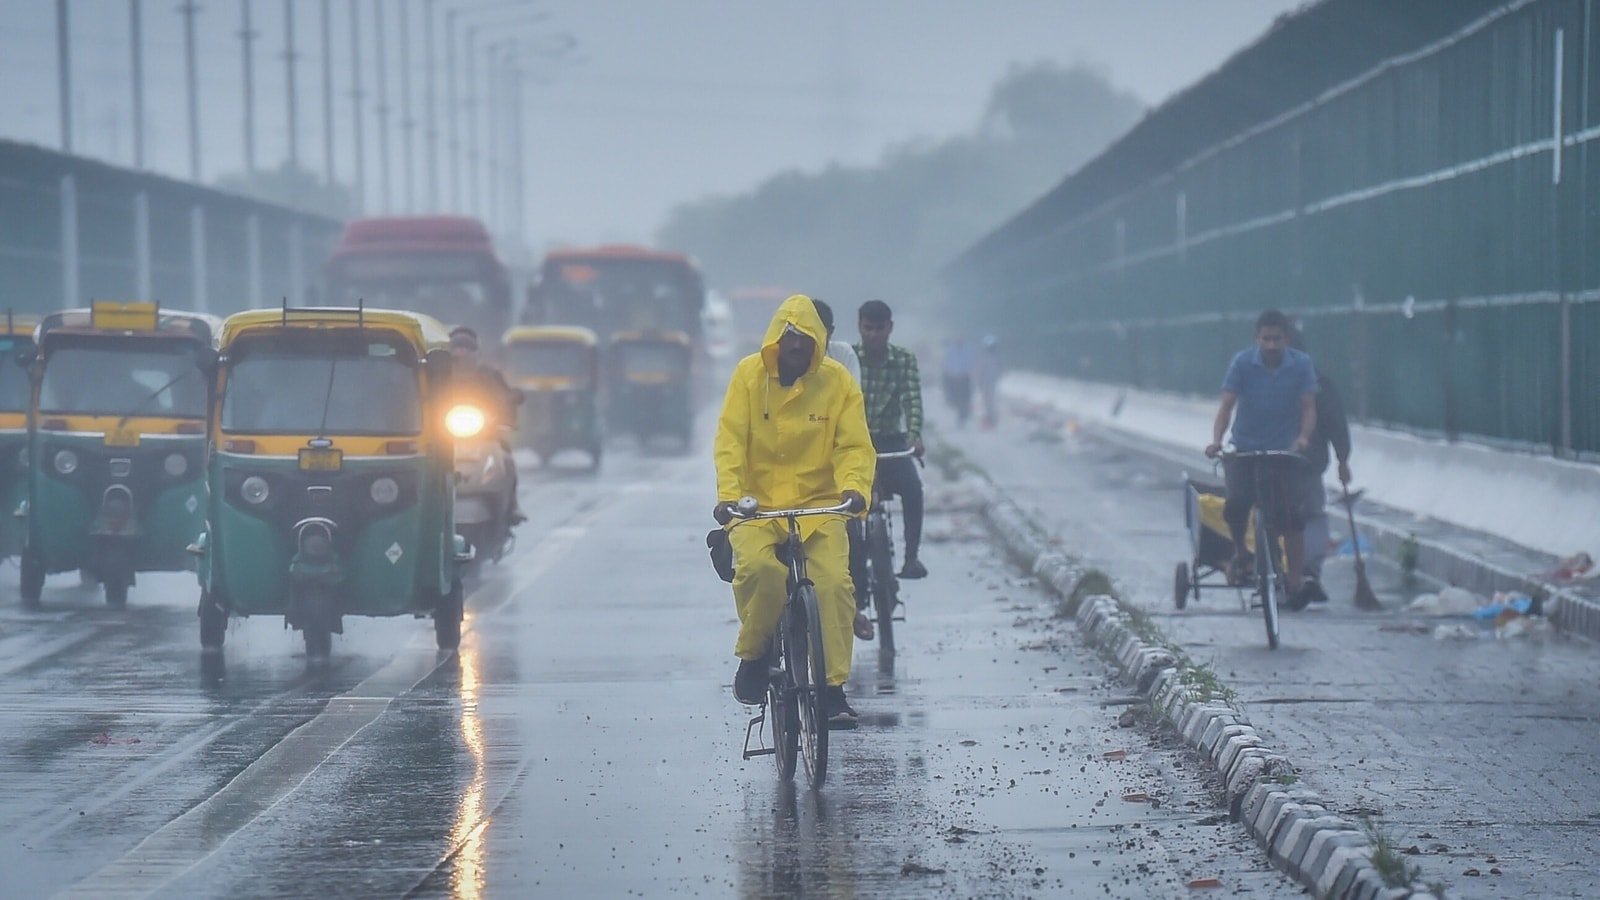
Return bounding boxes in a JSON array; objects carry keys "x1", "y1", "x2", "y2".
[
  {"x1": 240, "y1": 475, "x2": 271, "y2": 505},
  {"x1": 370, "y1": 476, "x2": 400, "y2": 505},
  {"x1": 445, "y1": 404, "x2": 487, "y2": 439},
  {"x1": 53, "y1": 449, "x2": 78, "y2": 475},
  {"x1": 164, "y1": 453, "x2": 189, "y2": 477}
]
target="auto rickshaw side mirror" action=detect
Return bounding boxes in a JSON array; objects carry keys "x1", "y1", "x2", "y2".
[
  {"x1": 13, "y1": 347, "x2": 35, "y2": 371},
  {"x1": 195, "y1": 347, "x2": 220, "y2": 374},
  {"x1": 425, "y1": 348, "x2": 453, "y2": 383}
]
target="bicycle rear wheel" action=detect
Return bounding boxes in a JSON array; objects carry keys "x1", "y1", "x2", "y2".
[
  {"x1": 867, "y1": 514, "x2": 898, "y2": 653},
  {"x1": 1255, "y1": 513, "x2": 1280, "y2": 650},
  {"x1": 793, "y1": 584, "x2": 829, "y2": 788}
]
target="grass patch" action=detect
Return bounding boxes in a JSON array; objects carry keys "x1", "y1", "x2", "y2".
[
  {"x1": 1362, "y1": 817, "x2": 1423, "y2": 889},
  {"x1": 1175, "y1": 660, "x2": 1238, "y2": 704}
]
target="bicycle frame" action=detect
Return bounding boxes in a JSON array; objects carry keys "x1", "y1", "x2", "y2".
[
  {"x1": 864, "y1": 448, "x2": 916, "y2": 650},
  {"x1": 1220, "y1": 449, "x2": 1300, "y2": 650}
]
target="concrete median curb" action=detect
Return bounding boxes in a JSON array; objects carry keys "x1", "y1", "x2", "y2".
[{"x1": 963, "y1": 473, "x2": 1445, "y2": 899}]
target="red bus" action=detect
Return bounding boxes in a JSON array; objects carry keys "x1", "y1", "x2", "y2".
[
  {"x1": 325, "y1": 216, "x2": 511, "y2": 340},
  {"x1": 524, "y1": 245, "x2": 705, "y2": 345}
]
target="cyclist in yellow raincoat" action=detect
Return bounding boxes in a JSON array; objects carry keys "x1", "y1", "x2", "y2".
[{"x1": 713, "y1": 294, "x2": 874, "y2": 728}]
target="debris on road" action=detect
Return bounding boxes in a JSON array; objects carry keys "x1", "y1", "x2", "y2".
[{"x1": 900, "y1": 861, "x2": 947, "y2": 876}]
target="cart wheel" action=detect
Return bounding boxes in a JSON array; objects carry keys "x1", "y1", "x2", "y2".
[{"x1": 1173, "y1": 562, "x2": 1189, "y2": 610}]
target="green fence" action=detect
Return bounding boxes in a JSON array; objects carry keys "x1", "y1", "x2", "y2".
[{"x1": 948, "y1": 0, "x2": 1600, "y2": 456}]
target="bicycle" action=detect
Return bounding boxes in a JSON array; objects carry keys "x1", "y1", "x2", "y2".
[
  {"x1": 1217, "y1": 449, "x2": 1302, "y2": 650},
  {"x1": 734, "y1": 496, "x2": 853, "y2": 788},
  {"x1": 862, "y1": 448, "x2": 917, "y2": 652}
]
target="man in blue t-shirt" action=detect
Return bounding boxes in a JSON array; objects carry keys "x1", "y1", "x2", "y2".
[{"x1": 1204, "y1": 309, "x2": 1318, "y2": 598}]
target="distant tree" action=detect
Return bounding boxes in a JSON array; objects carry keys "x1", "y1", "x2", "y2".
[
  {"x1": 656, "y1": 61, "x2": 1143, "y2": 317},
  {"x1": 214, "y1": 162, "x2": 355, "y2": 220}
]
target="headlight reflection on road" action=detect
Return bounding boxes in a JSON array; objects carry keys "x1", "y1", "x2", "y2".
[{"x1": 448, "y1": 639, "x2": 489, "y2": 900}]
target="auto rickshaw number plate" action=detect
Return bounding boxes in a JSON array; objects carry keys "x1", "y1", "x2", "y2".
[
  {"x1": 298, "y1": 448, "x2": 343, "y2": 472},
  {"x1": 105, "y1": 428, "x2": 141, "y2": 448}
]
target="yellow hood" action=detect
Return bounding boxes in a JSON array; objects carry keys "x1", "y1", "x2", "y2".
[{"x1": 759, "y1": 294, "x2": 828, "y2": 377}]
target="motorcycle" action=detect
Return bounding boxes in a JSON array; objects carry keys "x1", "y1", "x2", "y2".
[{"x1": 448, "y1": 399, "x2": 520, "y2": 568}]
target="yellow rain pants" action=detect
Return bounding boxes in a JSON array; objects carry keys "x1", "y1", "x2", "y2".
[{"x1": 730, "y1": 516, "x2": 854, "y2": 687}]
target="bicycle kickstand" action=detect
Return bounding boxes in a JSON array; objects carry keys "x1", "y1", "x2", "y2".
[{"x1": 742, "y1": 704, "x2": 774, "y2": 759}]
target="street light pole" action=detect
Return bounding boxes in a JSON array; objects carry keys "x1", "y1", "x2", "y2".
[
  {"x1": 180, "y1": 0, "x2": 202, "y2": 181},
  {"x1": 400, "y1": 0, "x2": 415, "y2": 211},
  {"x1": 56, "y1": 0, "x2": 72, "y2": 153},
  {"x1": 130, "y1": 0, "x2": 145, "y2": 168},
  {"x1": 240, "y1": 0, "x2": 258, "y2": 176},
  {"x1": 320, "y1": 0, "x2": 334, "y2": 186},
  {"x1": 283, "y1": 0, "x2": 299, "y2": 170},
  {"x1": 373, "y1": 0, "x2": 391, "y2": 213},
  {"x1": 349, "y1": 1, "x2": 366, "y2": 211},
  {"x1": 424, "y1": 0, "x2": 439, "y2": 210}
]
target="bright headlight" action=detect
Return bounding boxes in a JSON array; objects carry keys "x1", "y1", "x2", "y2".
[
  {"x1": 164, "y1": 453, "x2": 189, "y2": 477},
  {"x1": 240, "y1": 475, "x2": 270, "y2": 505},
  {"x1": 370, "y1": 476, "x2": 400, "y2": 505},
  {"x1": 445, "y1": 404, "x2": 487, "y2": 439},
  {"x1": 53, "y1": 449, "x2": 78, "y2": 475}
]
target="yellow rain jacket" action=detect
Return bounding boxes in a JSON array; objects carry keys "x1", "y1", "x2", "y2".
[{"x1": 714, "y1": 294, "x2": 874, "y2": 533}]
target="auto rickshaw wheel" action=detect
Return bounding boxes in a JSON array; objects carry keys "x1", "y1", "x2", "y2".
[
  {"x1": 303, "y1": 627, "x2": 332, "y2": 661},
  {"x1": 199, "y1": 592, "x2": 227, "y2": 649},
  {"x1": 435, "y1": 578, "x2": 464, "y2": 650},
  {"x1": 19, "y1": 550, "x2": 43, "y2": 609},
  {"x1": 104, "y1": 579, "x2": 129, "y2": 609}
]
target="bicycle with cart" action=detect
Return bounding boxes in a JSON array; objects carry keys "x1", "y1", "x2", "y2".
[{"x1": 1174, "y1": 449, "x2": 1302, "y2": 649}]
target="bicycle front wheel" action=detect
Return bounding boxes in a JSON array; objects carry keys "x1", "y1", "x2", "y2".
[
  {"x1": 1255, "y1": 513, "x2": 1280, "y2": 650},
  {"x1": 793, "y1": 584, "x2": 829, "y2": 788},
  {"x1": 867, "y1": 516, "x2": 898, "y2": 653}
]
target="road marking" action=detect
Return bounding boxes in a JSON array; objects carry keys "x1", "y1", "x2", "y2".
[{"x1": 53, "y1": 500, "x2": 610, "y2": 900}]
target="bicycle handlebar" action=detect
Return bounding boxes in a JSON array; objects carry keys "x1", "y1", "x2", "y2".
[
  {"x1": 729, "y1": 497, "x2": 856, "y2": 521},
  {"x1": 1219, "y1": 449, "x2": 1303, "y2": 460},
  {"x1": 876, "y1": 449, "x2": 917, "y2": 460}
]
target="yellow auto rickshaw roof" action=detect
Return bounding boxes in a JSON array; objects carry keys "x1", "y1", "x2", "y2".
[
  {"x1": 610, "y1": 328, "x2": 692, "y2": 345},
  {"x1": 37, "y1": 305, "x2": 221, "y2": 343},
  {"x1": 503, "y1": 325, "x2": 599, "y2": 346},
  {"x1": 220, "y1": 307, "x2": 452, "y2": 352}
]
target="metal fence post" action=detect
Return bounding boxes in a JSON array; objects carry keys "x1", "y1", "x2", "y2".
[
  {"x1": 288, "y1": 221, "x2": 304, "y2": 305},
  {"x1": 1352, "y1": 285, "x2": 1368, "y2": 422},
  {"x1": 59, "y1": 173, "x2": 78, "y2": 309},
  {"x1": 189, "y1": 205, "x2": 208, "y2": 313},
  {"x1": 133, "y1": 190, "x2": 151, "y2": 299}
]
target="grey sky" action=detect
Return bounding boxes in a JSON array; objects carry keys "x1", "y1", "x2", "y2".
[{"x1": 0, "y1": 1, "x2": 1303, "y2": 248}]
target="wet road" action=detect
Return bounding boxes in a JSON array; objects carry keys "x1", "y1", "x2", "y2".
[{"x1": 0, "y1": 433, "x2": 1301, "y2": 898}]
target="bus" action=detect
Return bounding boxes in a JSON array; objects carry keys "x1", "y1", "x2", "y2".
[
  {"x1": 524, "y1": 245, "x2": 705, "y2": 345},
  {"x1": 324, "y1": 216, "x2": 511, "y2": 341}
]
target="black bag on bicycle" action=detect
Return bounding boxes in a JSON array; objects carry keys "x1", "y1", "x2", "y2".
[{"x1": 706, "y1": 528, "x2": 735, "y2": 583}]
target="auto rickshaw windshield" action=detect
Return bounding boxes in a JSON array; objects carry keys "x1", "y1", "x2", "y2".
[
  {"x1": 617, "y1": 341, "x2": 688, "y2": 379},
  {"x1": 39, "y1": 339, "x2": 207, "y2": 418},
  {"x1": 0, "y1": 341, "x2": 29, "y2": 413},
  {"x1": 506, "y1": 342, "x2": 592, "y2": 382},
  {"x1": 222, "y1": 331, "x2": 422, "y2": 435}
]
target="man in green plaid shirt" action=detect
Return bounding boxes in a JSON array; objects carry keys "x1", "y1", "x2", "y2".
[{"x1": 853, "y1": 299, "x2": 928, "y2": 582}]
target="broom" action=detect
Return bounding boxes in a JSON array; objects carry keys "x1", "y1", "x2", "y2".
[{"x1": 1339, "y1": 483, "x2": 1383, "y2": 610}]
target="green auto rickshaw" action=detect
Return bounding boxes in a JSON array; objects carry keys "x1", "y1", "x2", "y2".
[
  {"x1": 606, "y1": 328, "x2": 694, "y2": 448},
  {"x1": 502, "y1": 325, "x2": 602, "y2": 467},
  {"x1": 192, "y1": 307, "x2": 472, "y2": 658},
  {"x1": 0, "y1": 315, "x2": 38, "y2": 564},
  {"x1": 19, "y1": 302, "x2": 219, "y2": 609}
]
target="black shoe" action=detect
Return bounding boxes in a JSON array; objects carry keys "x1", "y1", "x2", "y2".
[
  {"x1": 853, "y1": 611, "x2": 875, "y2": 641},
  {"x1": 825, "y1": 686, "x2": 859, "y2": 729},
  {"x1": 1302, "y1": 578, "x2": 1329, "y2": 604},
  {"x1": 899, "y1": 558, "x2": 928, "y2": 580},
  {"x1": 734, "y1": 658, "x2": 768, "y2": 705}
]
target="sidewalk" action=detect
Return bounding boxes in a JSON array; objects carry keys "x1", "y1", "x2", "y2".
[
  {"x1": 937, "y1": 406, "x2": 1600, "y2": 900},
  {"x1": 999, "y1": 373, "x2": 1600, "y2": 642}
]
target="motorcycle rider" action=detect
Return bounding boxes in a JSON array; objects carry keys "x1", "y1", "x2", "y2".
[
  {"x1": 714, "y1": 295, "x2": 874, "y2": 728},
  {"x1": 449, "y1": 326, "x2": 526, "y2": 526}
]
